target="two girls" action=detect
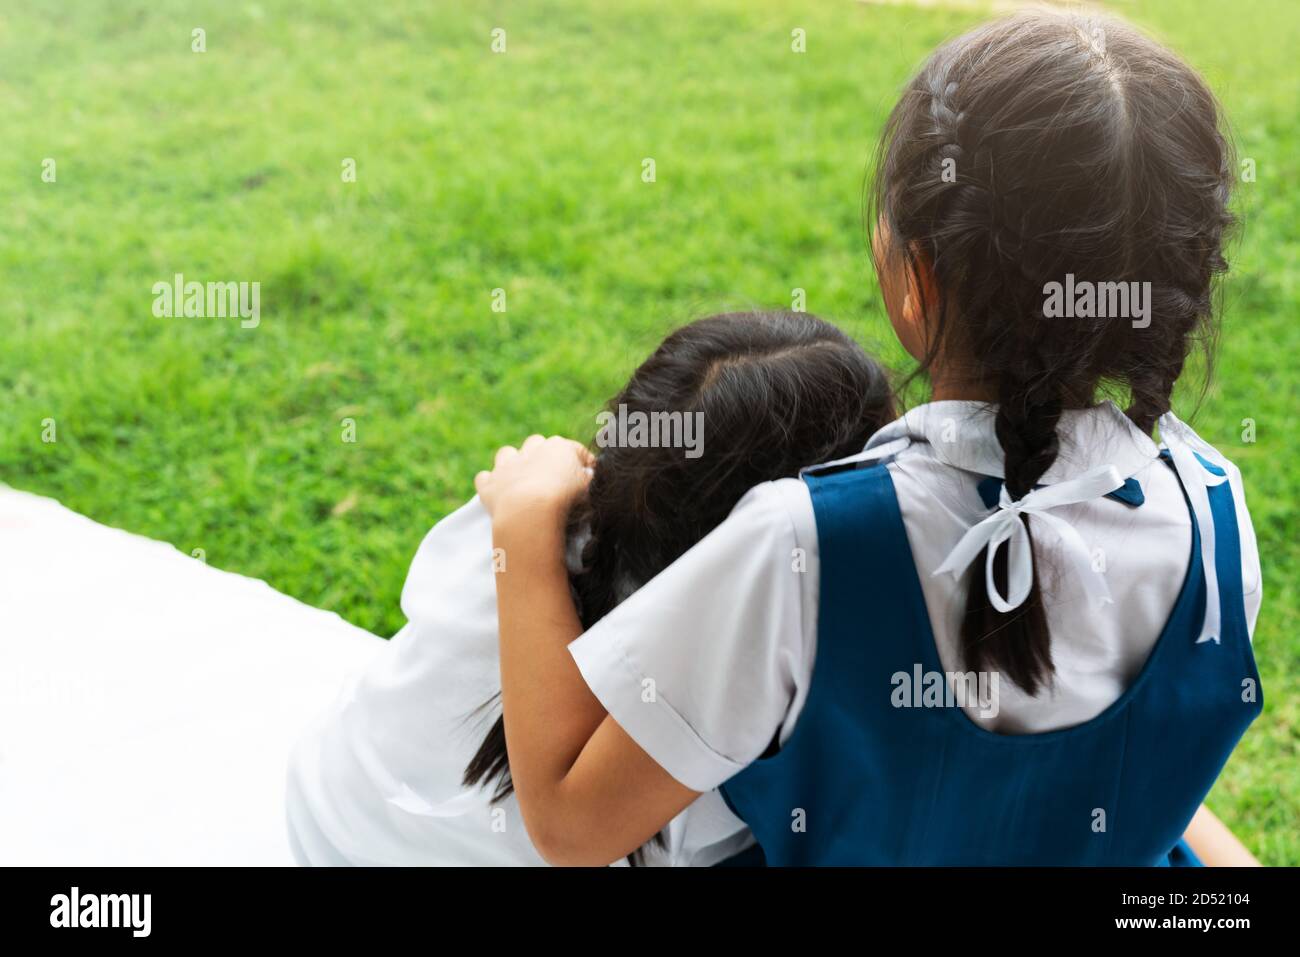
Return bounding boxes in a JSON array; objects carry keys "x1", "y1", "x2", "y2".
[
  {"x1": 474, "y1": 10, "x2": 1263, "y2": 865},
  {"x1": 287, "y1": 312, "x2": 895, "y2": 865}
]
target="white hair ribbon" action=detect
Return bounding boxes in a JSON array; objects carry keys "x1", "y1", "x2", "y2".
[
  {"x1": 934, "y1": 464, "x2": 1124, "y2": 613},
  {"x1": 1158, "y1": 412, "x2": 1230, "y2": 644}
]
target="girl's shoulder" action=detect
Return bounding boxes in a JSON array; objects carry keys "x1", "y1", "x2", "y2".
[{"x1": 399, "y1": 495, "x2": 497, "y2": 631}]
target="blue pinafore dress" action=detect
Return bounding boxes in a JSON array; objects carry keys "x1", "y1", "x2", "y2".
[{"x1": 719, "y1": 453, "x2": 1262, "y2": 866}]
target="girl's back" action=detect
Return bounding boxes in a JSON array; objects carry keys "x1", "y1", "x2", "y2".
[{"x1": 474, "y1": 9, "x2": 1265, "y2": 867}]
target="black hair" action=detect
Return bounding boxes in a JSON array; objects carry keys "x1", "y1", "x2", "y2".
[
  {"x1": 868, "y1": 10, "x2": 1236, "y2": 693},
  {"x1": 463, "y1": 310, "x2": 895, "y2": 862}
]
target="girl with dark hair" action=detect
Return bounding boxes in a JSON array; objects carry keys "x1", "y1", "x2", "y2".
[
  {"x1": 286, "y1": 311, "x2": 894, "y2": 865},
  {"x1": 475, "y1": 10, "x2": 1264, "y2": 865}
]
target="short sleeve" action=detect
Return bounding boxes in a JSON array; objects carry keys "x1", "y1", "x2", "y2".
[{"x1": 567, "y1": 479, "x2": 817, "y2": 793}]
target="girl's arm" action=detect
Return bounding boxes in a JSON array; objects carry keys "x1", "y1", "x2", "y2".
[
  {"x1": 476, "y1": 435, "x2": 699, "y2": 866},
  {"x1": 1183, "y1": 805, "x2": 1261, "y2": 866}
]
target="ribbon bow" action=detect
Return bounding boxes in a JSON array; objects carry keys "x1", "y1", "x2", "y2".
[
  {"x1": 935, "y1": 465, "x2": 1124, "y2": 613},
  {"x1": 1158, "y1": 412, "x2": 1230, "y2": 644}
]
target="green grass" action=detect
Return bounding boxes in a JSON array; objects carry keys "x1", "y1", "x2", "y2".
[{"x1": 1, "y1": 0, "x2": 1296, "y2": 861}]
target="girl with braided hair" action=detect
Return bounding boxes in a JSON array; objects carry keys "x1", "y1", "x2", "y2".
[{"x1": 475, "y1": 9, "x2": 1264, "y2": 865}]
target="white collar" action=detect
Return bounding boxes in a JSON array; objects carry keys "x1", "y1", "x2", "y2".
[
  {"x1": 857, "y1": 400, "x2": 1225, "y2": 645},
  {"x1": 865, "y1": 399, "x2": 1160, "y2": 484}
]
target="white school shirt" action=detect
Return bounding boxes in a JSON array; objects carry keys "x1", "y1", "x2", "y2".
[
  {"x1": 286, "y1": 498, "x2": 753, "y2": 866},
  {"x1": 568, "y1": 400, "x2": 1263, "y2": 794}
]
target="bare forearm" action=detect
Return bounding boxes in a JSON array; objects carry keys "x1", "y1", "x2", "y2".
[
  {"x1": 477, "y1": 436, "x2": 696, "y2": 865},
  {"x1": 493, "y1": 513, "x2": 608, "y2": 851}
]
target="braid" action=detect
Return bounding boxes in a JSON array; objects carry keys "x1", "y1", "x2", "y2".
[
  {"x1": 959, "y1": 374, "x2": 1064, "y2": 694},
  {"x1": 1126, "y1": 355, "x2": 1181, "y2": 436},
  {"x1": 928, "y1": 76, "x2": 967, "y2": 160},
  {"x1": 996, "y1": 379, "x2": 1064, "y2": 499},
  {"x1": 1125, "y1": 278, "x2": 1215, "y2": 434},
  {"x1": 923, "y1": 70, "x2": 1041, "y2": 295}
]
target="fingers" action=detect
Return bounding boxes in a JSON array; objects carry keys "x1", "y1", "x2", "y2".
[
  {"x1": 569, "y1": 441, "x2": 597, "y2": 468},
  {"x1": 476, "y1": 434, "x2": 594, "y2": 519},
  {"x1": 553, "y1": 436, "x2": 596, "y2": 471},
  {"x1": 485, "y1": 435, "x2": 593, "y2": 479}
]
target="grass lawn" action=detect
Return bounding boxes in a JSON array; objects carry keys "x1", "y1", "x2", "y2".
[{"x1": 1, "y1": 0, "x2": 1296, "y2": 861}]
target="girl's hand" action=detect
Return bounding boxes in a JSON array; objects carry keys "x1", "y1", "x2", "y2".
[{"x1": 474, "y1": 434, "x2": 595, "y2": 531}]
